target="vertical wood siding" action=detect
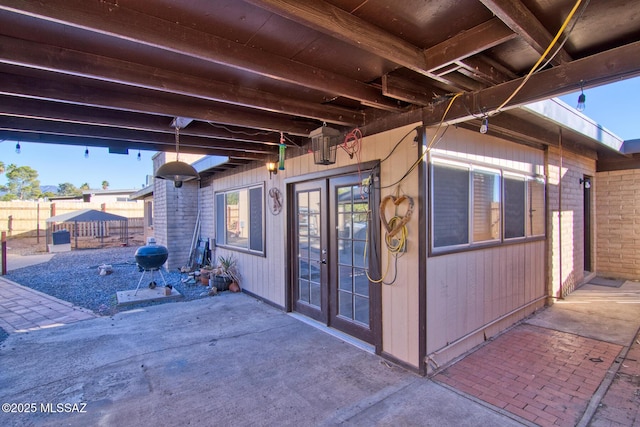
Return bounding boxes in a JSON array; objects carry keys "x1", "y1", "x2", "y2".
[{"x1": 425, "y1": 127, "x2": 547, "y2": 368}]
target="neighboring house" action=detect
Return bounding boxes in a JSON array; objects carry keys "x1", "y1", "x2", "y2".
[
  {"x1": 130, "y1": 185, "x2": 154, "y2": 244},
  {"x1": 150, "y1": 98, "x2": 639, "y2": 375},
  {"x1": 81, "y1": 189, "x2": 140, "y2": 203}
]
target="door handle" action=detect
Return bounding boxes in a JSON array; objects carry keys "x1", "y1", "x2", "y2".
[{"x1": 321, "y1": 259, "x2": 327, "y2": 264}]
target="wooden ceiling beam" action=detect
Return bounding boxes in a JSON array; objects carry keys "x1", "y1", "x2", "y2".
[
  {"x1": 0, "y1": 0, "x2": 399, "y2": 112},
  {"x1": 423, "y1": 18, "x2": 516, "y2": 72},
  {"x1": 421, "y1": 40, "x2": 640, "y2": 126},
  {"x1": 0, "y1": 96, "x2": 295, "y2": 146},
  {"x1": 457, "y1": 57, "x2": 513, "y2": 85},
  {"x1": 247, "y1": 0, "x2": 517, "y2": 83},
  {"x1": 0, "y1": 116, "x2": 277, "y2": 154},
  {"x1": 0, "y1": 130, "x2": 269, "y2": 160},
  {"x1": 479, "y1": 0, "x2": 572, "y2": 65},
  {"x1": 0, "y1": 35, "x2": 364, "y2": 127},
  {"x1": 0, "y1": 70, "x2": 319, "y2": 136},
  {"x1": 246, "y1": 0, "x2": 427, "y2": 71}
]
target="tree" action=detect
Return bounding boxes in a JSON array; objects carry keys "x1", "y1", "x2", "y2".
[
  {"x1": 57, "y1": 182, "x2": 82, "y2": 197},
  {"x1": 80, "y1": 183, "x2": 90, "y2": 190},
  {"x1": 0, "y1": 161, "x2": 5, "y2": 174},
  {"x1": 102, "y1": 180, "x2": 109, "y2": 190},
  {"x1": 1, "y1": 164, "x2": 42, "y2": 200}
]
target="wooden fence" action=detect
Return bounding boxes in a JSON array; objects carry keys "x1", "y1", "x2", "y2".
[{"x1": 0, "y1": 201, "x2": 145, "y2": 238}]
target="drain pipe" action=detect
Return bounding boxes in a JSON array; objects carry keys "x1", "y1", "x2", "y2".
[{"x1": 558, "y1": 127, "x2": 564, "y2": 300}]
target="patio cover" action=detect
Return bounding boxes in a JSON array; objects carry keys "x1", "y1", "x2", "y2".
[
  {"x1": 46, "y1": 209, "x2": 129, "y2": 249},
  {"x1": 46, "y1": 209, "x2": 127, "y2": 223}
]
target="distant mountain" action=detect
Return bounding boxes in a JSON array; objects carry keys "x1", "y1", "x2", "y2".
[{"x1": 40, "y1": 185, "x2": 58, "y2": 194}]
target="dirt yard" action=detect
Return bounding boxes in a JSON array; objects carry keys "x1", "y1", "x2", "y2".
[{"x1": 3, "y1": 234, "x2": 146, "y2": 255}]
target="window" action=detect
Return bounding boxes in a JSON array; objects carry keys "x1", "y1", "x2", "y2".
[
  {"x1": 504, "y1": 174, "x2": 526, "y2": 239},
  {"x1": 433, "y1": 162, "x2": 469, "y2": 247},
  {"x1": 473, "y1": 168, "x2": 501, "y2": 243},
  {"x1": 145, "y1": 201, "x2": 153, "y2": 227},
  {"x1": 215, "y1": 184, "x2": 264, "y2": 255},
  {"x1": 431, "y1": 157, "x2": 545, "y2": 252}
]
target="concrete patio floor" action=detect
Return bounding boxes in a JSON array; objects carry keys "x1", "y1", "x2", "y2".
[{"x1": 0, "y1": 278, "x2": 638, "y2": 426}]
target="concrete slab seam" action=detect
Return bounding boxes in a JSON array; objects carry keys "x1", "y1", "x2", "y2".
[
  {"x1": 317, "y1": 377, "x2": 419, "y2": 426},
  {"x1": 575, "y1": 324, "x2": 640, "y2": 427},
  {"x1": 433, "y1": 378, "x2": 538, "y2": 427}
]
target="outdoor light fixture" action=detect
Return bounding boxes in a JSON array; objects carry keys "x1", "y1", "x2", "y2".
[
  {"x1": 84, "y1": 147, "x2": 89, "y2": 158},
  {"x1": 310, "y1": 124, "x2": 341, "y2": 165},
  {"x1": 479, "y1": 117, "x2": 489, "y2": 134},
  {"x1": 266, "y1": 161, "x2": 278, "y2": 179},
  {"x1": 576, "y1": 82, "x2": 586, "y2": 112},
  {"x1": 155, "y1": 117, "x2": 199, "y2": 188},
  {"x1": 15, "y1": 142, "x2": 20, "y2": 154},
  {"x1": 580, "y1": 177, "x2": 591, "y2": 189}
]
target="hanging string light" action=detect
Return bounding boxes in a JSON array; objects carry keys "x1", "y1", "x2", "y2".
[
  {"x1": 84, "y1": 147, "x2": 89, "y2": 158},
  {"x1": 576, "y1": 81, "x2": 586, "y2": 112},
  {"x1": 15, "y1": 142, "x2": 21, "y2": 154},
  {"x1": 479, "y1": 117, "x2": 489, "y2": 134},
  {"x1": 137, "y1": 150, "x2": 142, "y2": 161}
]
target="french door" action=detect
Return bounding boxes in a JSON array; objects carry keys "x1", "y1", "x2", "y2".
[{"x1": 292, "y1": 173, "x2": 380, "y2": 345}]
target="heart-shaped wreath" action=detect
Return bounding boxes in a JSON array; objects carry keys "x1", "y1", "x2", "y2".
[{"x1": 379, "y1": 194, "x2": 414, "y2": 238}]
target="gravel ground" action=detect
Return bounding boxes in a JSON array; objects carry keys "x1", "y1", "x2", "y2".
[{"x1": 5, "y1": 246, "x2": 215, "y2": 316}]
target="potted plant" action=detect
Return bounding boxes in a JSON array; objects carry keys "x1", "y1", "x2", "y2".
[
  {"x1": 199, "y1": 264, "x2": 215, "y2": 285},
  {"x1": 213, "y1": 254, "x2": 241, "y2": 292}
]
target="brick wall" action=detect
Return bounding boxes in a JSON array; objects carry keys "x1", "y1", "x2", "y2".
[
  {"x1": 595, "y1": 169, "x2": 640, "y2": 280},
  {"x1": 547, "y1": 146, "x2": 596, "y2": 298}
]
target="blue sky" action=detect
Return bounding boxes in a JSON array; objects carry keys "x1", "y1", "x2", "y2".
[
  {"x1": 0, "y1": 76, "x2": 638, "y2": 191},
  {"x1": 0, "y1": 143, "x2": 153, "y2": 190},
  {"x1": 557, "y1": 75, "x2": 640, "y2": 141}
]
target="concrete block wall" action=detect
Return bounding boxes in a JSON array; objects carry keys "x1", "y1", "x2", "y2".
[
  {"x1": 547, "y1": 146, "x2": 596, "y2": 298},
  {"x1": 152, "y1": 152, "x2": 200, "y2": 270},
  {"x1": 595, "y1": 169, "x2": 640, "y2": 280}
]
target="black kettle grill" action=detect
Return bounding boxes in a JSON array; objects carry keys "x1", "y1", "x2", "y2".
[{"x1": 134, "y1": 240, "x2": 169, "y2": 294}]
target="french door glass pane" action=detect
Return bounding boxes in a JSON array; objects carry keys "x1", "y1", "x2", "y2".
[
  {"x1": 335, "y1": 184, "x2": 369, "y2": 326},
  {"x1": 297, "y1": 190, "x2": 321, "y2": 309}
]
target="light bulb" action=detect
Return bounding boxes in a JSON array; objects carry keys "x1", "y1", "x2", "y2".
[
  {"x1": 576, "y1": 92, "x2": 586, "y2": 112},
  {"x1": 84, "y1": 147, "x2": 89, "y2": 158},
  {"x1": 15, "y1": 142, "x2": 21, "y2": 154},
  {"x1": 137, "y1": 151, "x2": 142, "y2": 161},
  {"x1": 479, "y1": 117, "x2": 489, "y2": 134}
]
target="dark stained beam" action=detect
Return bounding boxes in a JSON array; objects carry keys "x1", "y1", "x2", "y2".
[
  {"x1": 457, "y1": 56, "x2": 515, "y2": 85},
  {"x1": 0, "y1": 0, "x2": 399, "y2": 111},
  {"x1": 423, "y1": 18, "x2": 516, "y2": 72},
  {"x1": 382, "y1": 74, "x2": 442, "y2": 106},
  {"x1": 479, "y1": 0, "x2": 572, "y2": 65},
  {"x1": 246, "y1": 0, "x2": 516, "y2": 86},
  {"x1": 246, "y1": 0, "x2": 427, "y2": 72},
  {"x1": 0, "y1": 96, "x2": 294, "y2": 146},
  {"x1": 0, "y1": 35, "x2": 364, "y2": 127},
  {"x1": 421, "y1": 41, "x2": 640, "y2": 126},
  {"x1": 597, "y1": 155, "x2": 640, "y2": 172},
  {"x1": 0, "y1": 70, "x2": 319, "y2": 136},
  {"x1": 0, "y1": 116, "x2": 277, "y2": 154},
  {"x1": 0, "y1": 130, "x2": 270, "y2": 160}
]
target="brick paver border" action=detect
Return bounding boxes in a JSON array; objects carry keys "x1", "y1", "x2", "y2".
[{"x1": 435, "y1": 324, "x2": 622, "y2": 427}]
